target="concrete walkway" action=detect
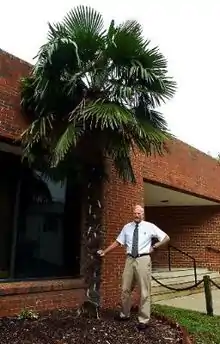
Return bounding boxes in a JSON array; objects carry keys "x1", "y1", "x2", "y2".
[{"x1": 155, "y1": 290, "x2": 220, "y2": 315}]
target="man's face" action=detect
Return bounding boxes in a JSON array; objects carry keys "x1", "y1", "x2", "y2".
[{"x1": 133, "y1": 207, "x2": 144, "y2": 223}]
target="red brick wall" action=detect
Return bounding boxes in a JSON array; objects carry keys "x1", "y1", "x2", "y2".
[
  {"x1": 100, "y1": 145, "x2": 220, "y2": 308},
  {"x1": 146, "y1": 205, "x2": 220, "y2": 271},
  {"x1": 101, "y1": 154, "x2": 144, "y2": 308},
  {"x1": 0, "y1": 279, "x2": 85, "y2": 317},
  {"x1": 0, "y1": 49, "x2": 30, "y2": 139},
  {"x1": 144, "y1": 139, "x2": 220, "y2": 201},
  {"x1": 0, "y1": 289, "x2": 84, "y2": 317}
]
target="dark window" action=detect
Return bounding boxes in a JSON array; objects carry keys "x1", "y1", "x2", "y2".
[
  {"x1": 0, "y1": 149, "x2": 82, "y2": 281},
  {"x1": 0, "y1": 151, "x2": 19, "y2": 279},
  {"x1": 15, "y1": 172, "x2": 82, "y2": 279}
]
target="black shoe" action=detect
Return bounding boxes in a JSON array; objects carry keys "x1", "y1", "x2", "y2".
[
  {"x1": 114, "y1": 313, "x2": 130, "y2": 321},
  {"x1": 137, "y1": 322, "x2": 149, "y2": 330}
]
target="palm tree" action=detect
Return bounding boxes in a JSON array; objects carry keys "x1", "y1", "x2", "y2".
[{"x1": 20, "y1": 5, "x2": 176, "y2": 316}]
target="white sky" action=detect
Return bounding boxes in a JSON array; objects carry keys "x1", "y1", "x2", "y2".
[{"x1": 1, "y1": 0, "x2": 219, "y2": 156}]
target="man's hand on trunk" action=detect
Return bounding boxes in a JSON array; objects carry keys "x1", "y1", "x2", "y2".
[{"x1": 97, "y1": 250, "x2": 105, "y2": 257}]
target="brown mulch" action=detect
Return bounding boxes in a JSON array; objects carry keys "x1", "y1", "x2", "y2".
[{"x1": 0, "y1": 309, "x2": 185, "y2": 344}]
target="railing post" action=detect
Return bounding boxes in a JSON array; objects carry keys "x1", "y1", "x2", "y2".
[
  {"x1": 203, "y1": 275, "x2": 213, "y2": 316},
  {"x1": 167, "y1": 245, "x2": 197, "y2": 282},
  {"x1": 168, "y1": 245, "x2": 171, "y2": 271},
  {"x1": 193, "y1": 260, "x2": 197, "y2": 284}
]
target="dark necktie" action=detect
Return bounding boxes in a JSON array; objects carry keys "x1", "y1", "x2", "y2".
[{"x1": 131, "y1": 223, "x2": 139, "y2": 257}]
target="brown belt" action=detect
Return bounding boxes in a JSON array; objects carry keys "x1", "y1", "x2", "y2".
[{"x1": 127, "y1": 253, "x2": 150, "y2": 258}]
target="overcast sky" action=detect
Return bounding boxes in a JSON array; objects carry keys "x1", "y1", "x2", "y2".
[{"x1": 1, "y1": 0, "x2": 219, "y2": 156}]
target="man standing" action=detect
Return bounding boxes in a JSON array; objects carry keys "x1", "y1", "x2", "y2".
[{"x1": 97, "y1": 204, "x2": 170, "y2": 330}]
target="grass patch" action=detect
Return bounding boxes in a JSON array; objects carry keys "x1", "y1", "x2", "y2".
[{"x1": 153, "y1": 304, "x2": 220, "y2": 344}]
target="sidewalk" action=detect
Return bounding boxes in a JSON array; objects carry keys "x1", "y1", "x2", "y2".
[{"x1": 154, "y1": 290, "x2": 220, "y2": 315}]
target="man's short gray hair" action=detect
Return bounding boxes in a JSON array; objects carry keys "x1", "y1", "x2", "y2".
[{"x1": 134, "y1": 204, "x2": 144, "y2": 214}]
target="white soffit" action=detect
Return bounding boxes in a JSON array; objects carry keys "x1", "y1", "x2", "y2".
[{"x1": 144, "y1": 182, "x2": 220, "y2": 207}]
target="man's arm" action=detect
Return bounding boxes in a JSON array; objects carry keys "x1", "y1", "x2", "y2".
[
  {"x1": 97, "y1": 241, "x2": 120, "y2": 256},
  {"x1": 153, "y1": 235, "x2": 170, "y2": 249},
  {"x1": 97, "y1": 226, "x2": 126, "y2": 257},
  {"x1": 152, "y1": 224, "x2": 170, "y2": 250}
]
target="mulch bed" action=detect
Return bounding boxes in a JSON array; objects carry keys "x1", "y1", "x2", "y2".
[{"x1": 0, "y1": 309, "x2": 189, "y2": 344}]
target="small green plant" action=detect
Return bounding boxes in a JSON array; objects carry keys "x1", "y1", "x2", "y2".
[{"x1": 18, "y1": 308, "x2": 39, "y2": 320}]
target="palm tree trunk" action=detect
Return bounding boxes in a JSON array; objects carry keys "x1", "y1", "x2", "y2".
[{"x1": 80, "y1": 163, "x2": 104, "y2": 318}]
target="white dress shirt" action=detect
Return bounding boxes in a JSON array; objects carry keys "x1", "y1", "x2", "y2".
[{"x1": 116, "y1": 220, "x2": 167, "y2": 255}]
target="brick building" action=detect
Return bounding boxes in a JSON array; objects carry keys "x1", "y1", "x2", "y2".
[{"x1": 0, "y1": 49, "x2": 220, "y2": 316}]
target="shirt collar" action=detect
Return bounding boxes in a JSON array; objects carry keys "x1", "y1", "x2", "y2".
[{"x1": 133, "y1": 220, "x2": 143, "y2": 226}]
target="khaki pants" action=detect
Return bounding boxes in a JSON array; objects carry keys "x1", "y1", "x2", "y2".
[{"x1": 121, "y1": 255, "x2": 151, "y2": 324}]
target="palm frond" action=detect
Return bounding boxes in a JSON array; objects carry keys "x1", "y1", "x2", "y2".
[
  {"x1": 21, "y1": 114, "x2": 54, "y2": 160},
  {"x1": 141, "y1": 108, "x2": 168, "y2": 131},
  {"x1": 102, "y1": 104, "x2": 171, "y2": 159},
  {"x1": 113, "y1": 154, "x2": 135, "y2": 183},
  {"x1": 75, "y1": 100, "x2": 135, "y2": 130},
  {"x1": 138, "y1": 45, "x2": 168, "y2": 73},
  {"x1": 129, "y1": 100, "x2": 172, "y2": 154},
  {"x1": 140, "y1": 77, "x2": 176, "y2": 107},
  {"x1": 119, "y1": 20, "x2": 143, "y2": 37},
  {"x1": 20, "y1": 75, "x2": 45, "y2": 117},
  {"x1": 103, "y1": 132, "x2": 135, "y2": 183},
  {"x1": 47, "y1": 22, "x2": 69, "y2": 41},
  {"x1": 62, "y1": 6, "x2": 105, "y2": 64},
  {"x1": 106, "y1": 58, "x2": 176, "y2": 108},
  {"x1": 51, "y1": 123, "x2": 83, "y2": 167},
  {"x1": 131, "y1": 123, "x2": 170, "y2": 156},
  {"x1": 34, "y1": 37, "x2": 81, "y2": 85},
  {"x1": 63, "y1": 5, "x2": 104, "y2": 36}
]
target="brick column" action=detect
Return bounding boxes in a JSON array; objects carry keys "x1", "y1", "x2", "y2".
[{"x1": 101, "y1": 152, "x2": 144, "y2": 308}]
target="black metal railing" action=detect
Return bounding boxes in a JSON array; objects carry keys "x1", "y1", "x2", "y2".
[
  {"x1": 206, "y1": 246, "x2": 220, "y2": 254},
  {"x1": 168, "y1": 244, "x2": 197, "y2": 284}
]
